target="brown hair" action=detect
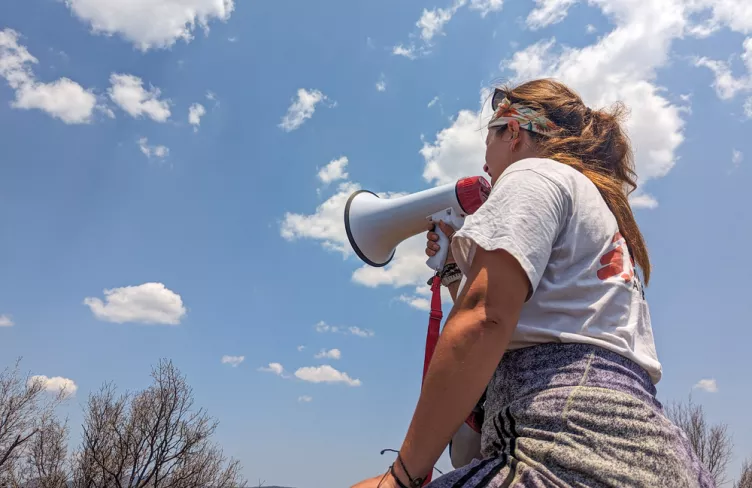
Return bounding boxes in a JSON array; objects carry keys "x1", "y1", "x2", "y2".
[{"x1": 495, "y1": 78, "x2": 651, "y2": 285}]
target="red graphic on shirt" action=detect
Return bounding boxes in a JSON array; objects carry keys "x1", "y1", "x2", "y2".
[{"x1": 597, "y1": 232, "x2": 634, "y2": 282}]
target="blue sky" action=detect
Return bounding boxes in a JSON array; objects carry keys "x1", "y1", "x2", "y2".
[{"x1": 1, "y1": 0, "x2": 751, "y2": 486}]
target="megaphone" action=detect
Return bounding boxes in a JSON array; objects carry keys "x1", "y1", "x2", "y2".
[{"x1": 344, "y1": 176, "x2": 492, "y2": 272}]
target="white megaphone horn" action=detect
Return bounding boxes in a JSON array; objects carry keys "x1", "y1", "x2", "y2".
[{"x1": 344, "y1": 176, "x2": 491, "y2": 271}]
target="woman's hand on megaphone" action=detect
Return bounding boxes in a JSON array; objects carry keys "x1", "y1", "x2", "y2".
[{"x1": 426, "y1": 220, "x2": 457, "y2": 264}]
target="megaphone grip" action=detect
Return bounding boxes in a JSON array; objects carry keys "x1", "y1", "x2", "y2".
[{"x1": 426, "y1": 225, "x2": 450, "y2": 271}]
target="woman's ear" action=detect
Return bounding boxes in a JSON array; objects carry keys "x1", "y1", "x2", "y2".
[{"x1": 508, "y1": 120, "x2": 521, "y2": 151}]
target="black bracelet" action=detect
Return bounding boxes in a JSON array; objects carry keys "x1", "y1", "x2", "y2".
[
  {"x1": 396, "y1": 453, "x2": 426, "y2": 488},
  {"x1": 389, "y1": 464, "x2": 410, "y2": 488}
]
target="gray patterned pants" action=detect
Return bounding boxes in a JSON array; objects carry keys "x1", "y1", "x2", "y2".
[{"x1": 427, "y1": 343, "x2": 715, "y2": 488}]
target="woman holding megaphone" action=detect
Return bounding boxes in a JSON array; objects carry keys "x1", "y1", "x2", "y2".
[{"x1": 352, "y1": 79, "x2": 713, "y2": 488}]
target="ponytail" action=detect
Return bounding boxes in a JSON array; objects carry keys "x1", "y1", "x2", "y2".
[{"x1": 498, "y1": 79, "x2": 651, "y2": 285}]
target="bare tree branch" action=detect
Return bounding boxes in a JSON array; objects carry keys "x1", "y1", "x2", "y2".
[
  {"x1": 735, "y1": 459, "x2": 752, "y2": 488},
  {"x1": 666, "y1": 395, "x2": 734, "y2": 486},
  {"x1": 0, "y1": 358, "x2": 65, "y2": 479},
  {"x1": 73, "y1": 359, "x2": 247, "y2": 488}
]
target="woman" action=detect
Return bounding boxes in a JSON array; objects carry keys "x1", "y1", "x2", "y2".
[{"x1": 352, "y1": 79, "x2": 714, "y2": 488}]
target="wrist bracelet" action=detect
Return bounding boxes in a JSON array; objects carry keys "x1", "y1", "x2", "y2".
[
  {"x1": 396, "y1": 453, "x2": 427, "y2": 488},
  {"x1": 427, "y1": 263, "x2": 463, "y2": 287},
  {"x1": 389, "y1": 464, "x2": 411, "y2": 488},
  {"x1": 440, "y1": 263, "x2": 461, "y2": 287}
]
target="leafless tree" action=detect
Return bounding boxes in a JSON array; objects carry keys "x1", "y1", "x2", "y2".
[
  {"x1": 3, "y1": 417, "x2": 70, "y2": 488},
  {"x1": 73, "y1": 359, "x2": 247, "y2": 488},
  {"x1": 735, "y1": 459, "x2": 752, "y2": 488},
  {"x1": 0, "y1": 358, "x2": 66, "y2": 479},
  {"x1": 666, "y1": 395, "x2": 734, "y2": 486}
]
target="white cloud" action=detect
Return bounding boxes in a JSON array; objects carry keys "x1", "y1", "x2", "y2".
[
  {"x1": 526, "y1": 0, "x2": 578, "y2": 30},
  {"x1": 393, "y1": 44, "x2": 418, "y2": 59},
  {"x1": 280, "y1": 174, "x2": 439, "y2": 291},
  {"x1": 138, "y1": 138, "x2": 170, "y2": 160},
  {"x1": 693, "y1": 37, "x2": 752, "y2": 104},
  {"x1": 350, "y1": 233, "x2": 438, "y2": 289},
  {"x1": 397, "y1": 283, "x2": 454, "y2": 311},
  {"x1": 398, "y1": 294, "x2": 431, "y2": 311},
  {"x1": 685, "y1": 1, "x2": 752, "y2": 36},
  {"x1": 221, "y1": 355, "x2": 245, "y2": 367},
  {"x1": 417, "y1": 2, "x2": 461, "y2": 42},
  {"x1": 29, "y1": 375, "x2": 77, "y2": 398},
  {"x1": 376, "y1": 74, "x2": 387, "y2": 92},
  {"x1": 586, "y1": 24, "x2": 597, "y2": 33},
  {"x1": 0, "y1": 315, "x2": 14, "y2": 327},
  {"x1": 297, "y1": 345, "x2": 306, "y2": 352},
  {"x1": 732, "y1": 149, "x2": 743, "y2": 167},
  {"x1": 745, "y1": 96, "x2": 752, "y2": 117},
  {"x1": 421, "y1": 0, "x2": 695, "y2": 205},
  {"x1": 281, "y1": 181, "x2": 359, "y2": 255},
  {"x1": 317, "y1": 157, "x2": 349, "y2": 184},
  {"x1": 108, "y1": 74, "x2": 171, "y2": 122},
  {"x1": 693, "y1": 378, "x2": 718, "y2": 393},
  {"x1": 83, "y1": 282, "x2": 186, "y2": 325},
  {"x1": 629, "y1": 194, "x2": 659, "y2": 209},
  {"x1": 294, "y1": 365, "x2": 361, "y2": 386},
  {"x1": 314, "y1": 321, "x2": 374, "y2": 338},
  {"x1": 428, "y1": 96, "x2": 440, "y2": 108},
  {"x1": 348, "y1": 326, "x2": 375, "y2": 338},
  {"x1": 63, "y1": 0, "x2": 235, "y2": 51},
  {"x1": 298, "y1": 395, "x2": 313, "y2": 403},
  {"x1": 314, "y1": 348, "x2": 342, "y2": 360},
  {"x1": 189, "y1": 103, "x2": 206, "y2": 132},
  {"x1": 0, "y1": 29, "x2": 97, "y2": 124},
  {"x1": 420, "y1": 98, "x2": 490, "y2": 185},
  {"x1": 694, "y1": 58, "x2": 751, "y2": 99},
  {"x1": 469, "y1": 0, "x2": 503, "y2": 17},
  {"x1": 279, "y1": 88, "x2": 330, "y2": 132},
  {"x1": 315, "y1": 321, "x2": 340, "y2": 333},
  {"x1": 396, "y1": 0, "x2": 503, "y2": 59},
  {"x1": 258, "y1": 362, "x2": 285, "y2": 375}
]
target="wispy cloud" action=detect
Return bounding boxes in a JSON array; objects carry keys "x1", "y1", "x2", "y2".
[
  {"x1": 108, "y1": 73, "x2": 171, "y2": 122},
  {"x1": 221, "y1": 355, "x2": 245, "y2": 367},
  {"x1": 732, "y1": 149, "x2": 743, "y2": 169},
  {"x1": 317, "y1": 157, "x2": 349, "y2": 184},
  {"x1": 693, "y1": 378, "x2": 718, "y2": 393},
  {"x1": 348, "y1": 326, "x2": 375, "y2": 338},
  {"x1": 279, "y1": 88, "x2": 331, "y2": 132},
  {"x1": 258, "y1": 362, "x2": 285, "y2": 376},
  {"x1": 376, "y1": 73, "x2": 387, "y2": 92},
  {"x1": 0, "y1": 29, "x2": 98, "y2": 124},
  {"x1": 313, "y1": 321, "x2": 375, "y2": 338},
  {"x1": 137, "y1": 138, "x2": 170, "y2": 161},
  {"x1": 0, "y1": 314, "x2": 14, "y2": 327},
  {"x1": 294, "y1": 365, "x2": 361, "y2": 386},
  {"x1": 188, "y1": 103, "x2": 206, "y2": 132},
  {"x1": 314, "y1": 348, "x2": 341, "y2": 360}
]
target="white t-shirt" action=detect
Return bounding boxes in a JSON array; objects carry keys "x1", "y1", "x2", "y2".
[{"x1": 451, "y1": 157, "x2": 662, "y2": 384}]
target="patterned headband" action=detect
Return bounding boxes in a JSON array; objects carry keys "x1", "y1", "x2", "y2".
[{"x1": 488, "y1": 93, "x2": 559, "y2": 137}]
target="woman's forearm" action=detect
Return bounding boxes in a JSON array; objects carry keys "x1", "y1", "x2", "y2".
[
  {"x1": 447, "y1": 281, "x2": 460, "y2": 302},
  {"x1": 393, "y1": 304, "x2": 516, "y2": 481}
]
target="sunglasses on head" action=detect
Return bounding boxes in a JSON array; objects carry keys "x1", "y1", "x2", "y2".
[{"x1": 491, "y1": 88, "x2": 508, "y2": 111}]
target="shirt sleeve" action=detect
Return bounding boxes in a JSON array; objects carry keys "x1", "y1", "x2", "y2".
[{"x1": 451, "y1": 168, "x2": 569, "y2": 298}]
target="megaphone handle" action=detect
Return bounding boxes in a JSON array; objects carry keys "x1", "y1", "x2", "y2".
[{"x1": 426, "y1": 224, "x2": 450, "y2": 271}]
